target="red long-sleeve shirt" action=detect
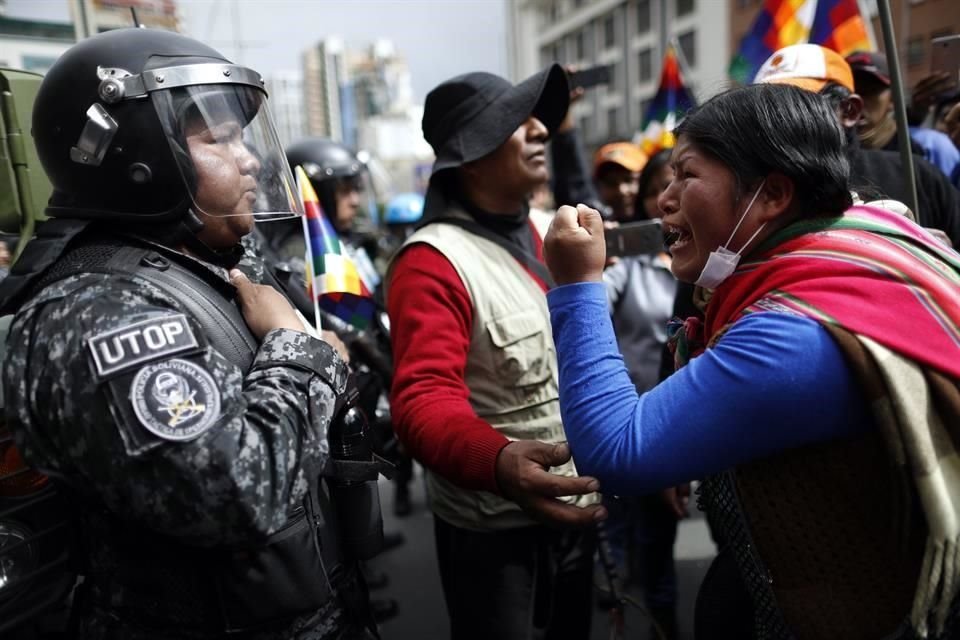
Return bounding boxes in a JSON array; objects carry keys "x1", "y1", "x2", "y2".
[{"x1": 387, "y1": 227, "x2": 547, "y2": 494}]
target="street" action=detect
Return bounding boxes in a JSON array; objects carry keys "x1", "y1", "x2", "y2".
[{"x1": 369, "y1": 469, "x2": 716, "y2": 640}]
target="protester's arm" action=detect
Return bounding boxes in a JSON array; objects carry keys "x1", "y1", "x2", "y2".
[
  {"x1": 549, "y1": 282, "x2": 871, "y2": 495},
  {"x1": 387, "y1": 244, "x2": 510, "y2": 492}
]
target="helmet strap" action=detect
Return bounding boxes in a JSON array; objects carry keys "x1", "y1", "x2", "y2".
[{"x1": 177, "y1": 209, "x2": 244, "y2": 268}]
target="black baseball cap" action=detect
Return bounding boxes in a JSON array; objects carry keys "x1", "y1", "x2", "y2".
[
  {"x1": 846, "y1": 50, "x2": 891, "y2": 87},
  {"x1": 422, "y1": 64, "x2": 570, "y2": 175}
]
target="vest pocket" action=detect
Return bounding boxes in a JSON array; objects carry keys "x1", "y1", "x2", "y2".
[
  {"x1": 213, "y1": 505, "x2": 333, "y2": 633},
  {"x1": 484, "y1": 310, "x2": 553, "y2": 387}
]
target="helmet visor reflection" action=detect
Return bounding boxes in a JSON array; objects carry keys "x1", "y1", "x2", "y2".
[{"x1": 153, "y1": 84, "x2": 303, "y2": 220}]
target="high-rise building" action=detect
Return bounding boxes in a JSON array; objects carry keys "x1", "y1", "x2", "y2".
[
  {"x1": 300, "y1": 37, "x2": 431, "y2": 194},
  {"x1": 506, "y1": 0, "x2": 730, "y2": 148},
  {"x1": 302, "y1": 37, "x2": 347, "y2": 141}
]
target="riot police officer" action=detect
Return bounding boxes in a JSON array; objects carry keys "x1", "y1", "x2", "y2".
[{"x1": 0, "y1": 28, "x2": 381, "y2": 639}]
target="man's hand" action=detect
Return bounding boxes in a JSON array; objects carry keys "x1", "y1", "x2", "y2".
[
  {"x1": 495, "y1": 441, "x2": 606, "y2": 527},
  {"x1": 910, "y1": 72, "x2": 955, "y2": 123},
  {"x1": 660, "y1": 483, "x2": 691, "y2": 520},
  {"x1": 230, "y1": 269, "x2": 306, "y2": 340},
  {"x1": 321, "y1": 330, "x2": 351, "y2": 364},
  {"x1": 544, "y1": 204, "x2": 607, "y2": 285},
  {"x1": 557, "y1": 65, "x2": 587, "y2": 134}
]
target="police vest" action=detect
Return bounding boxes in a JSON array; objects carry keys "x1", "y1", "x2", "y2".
[{"x1": 2, "y1": 226, "x2": 372, "y2": 635}]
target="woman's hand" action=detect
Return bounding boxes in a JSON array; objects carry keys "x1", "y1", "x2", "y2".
[{"x1": 544, "y1": 204, "x2": 607, "y2": 285}]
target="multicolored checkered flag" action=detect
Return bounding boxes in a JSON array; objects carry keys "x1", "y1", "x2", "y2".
[{"x1": 295, "y1": 165, "x2": 377, "y2": 330}]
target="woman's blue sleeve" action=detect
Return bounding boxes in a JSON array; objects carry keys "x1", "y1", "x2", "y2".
[{"x1": 548, "y1": 281, "x2": 871, "y2": 495}]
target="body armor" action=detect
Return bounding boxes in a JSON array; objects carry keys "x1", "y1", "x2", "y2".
[{"x1": 1, "y1": 225, "x2": 382, "y2": 635}]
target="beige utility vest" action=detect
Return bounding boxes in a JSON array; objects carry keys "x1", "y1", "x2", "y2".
[{"x1": 389, "y1": 207, "x2": 597, "y2": 531}]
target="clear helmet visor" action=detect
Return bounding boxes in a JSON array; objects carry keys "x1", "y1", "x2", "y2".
[{"x1": 152, "y1": 84, "x2": 303, "y2": 221}]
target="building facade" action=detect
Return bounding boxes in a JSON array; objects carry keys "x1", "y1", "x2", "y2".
[
  {"x1": 506, "y1": 0, "x2": 730, "y2": 148},
  {"x1": 303, "y1": 37, "x2": 346, "y2": 142},
  {"x1": 69, "y1": 0, "x2": 181, "y2": 39},
  {"x1": 0, "y1": 15, "x2": 73, "y2": 73},
  {"x1": 300, "y1": 37, "x2": 432, "y2": 197}
]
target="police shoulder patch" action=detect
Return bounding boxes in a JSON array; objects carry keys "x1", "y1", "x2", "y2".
[
  {"x1": 129, "y1": 358, "x2": 220, "y2": 441},
  {"x1": 88, "y1": 314, "x2": 199, "y2": 379}
]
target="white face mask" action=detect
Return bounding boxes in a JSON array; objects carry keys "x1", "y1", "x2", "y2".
[{"x1": 694, "y1": 179, "x2": 767, "y2": 290}]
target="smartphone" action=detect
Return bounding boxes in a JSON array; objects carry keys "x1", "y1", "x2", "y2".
[
  {"x1": 931, "y1": 34, "x2": 960, "y2": 89},
  {"x1": 568, "y1": 65, "x2": 612, "y2": 90},
  {"x1": 605, "y1": 219, "x2": 665, "y2": 258}
]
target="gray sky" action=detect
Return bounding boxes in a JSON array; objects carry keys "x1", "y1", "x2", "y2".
[{"x1": 7, "y1": 0, "x2": 509, "y2": 101}]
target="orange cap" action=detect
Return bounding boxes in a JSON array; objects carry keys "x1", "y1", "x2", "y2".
[
  {"x1": 753, "y1": 44, "x2": 855, "y2": 94},
  {"x1": 593, "y1": 142, "x2": 647, "y2": 177}
]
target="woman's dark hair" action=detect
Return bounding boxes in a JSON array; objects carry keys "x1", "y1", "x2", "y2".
[
  {"x1": 818, "y1": 82, "x2": 852, "y2": 113},
  {"x1": 674, "y1": 83, "x2": 852, "y2": 217},
  {"x1": 636, "y1": 148, "x2": 673, "y2": 218}
]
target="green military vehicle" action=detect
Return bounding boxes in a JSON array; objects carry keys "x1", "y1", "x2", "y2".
[{"x1": 0, "y1": 67, "x2": 75, "y2": 639}]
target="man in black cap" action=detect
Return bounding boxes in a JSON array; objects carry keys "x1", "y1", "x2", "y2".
[
  {"x1": 385, "y1": 65, "x2": 605, "y2": 639},
  {"x1": 847, "y1": 50, "x2": 960, "y2": 180}
]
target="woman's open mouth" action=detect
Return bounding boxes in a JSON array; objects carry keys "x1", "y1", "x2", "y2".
[{"x1": 665, "y1": 225, "x2": 691, "y2": 250}]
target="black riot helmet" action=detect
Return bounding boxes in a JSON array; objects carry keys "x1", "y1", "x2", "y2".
[
  {"x1": 33, "y1": 28, "x2": 302, "y2": 225},
  {"x1": 285, "y1": 138, "x2": 367, "y2": 233}
]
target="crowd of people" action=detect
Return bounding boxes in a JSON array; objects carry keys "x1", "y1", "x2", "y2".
[{"x1": 1, "y1": 22, "x2": 959, "y2": 640}]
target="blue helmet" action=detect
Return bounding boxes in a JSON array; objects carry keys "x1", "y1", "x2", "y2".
[{"x1": 384, "y1": 192, "x2": 424, "y2": 226}]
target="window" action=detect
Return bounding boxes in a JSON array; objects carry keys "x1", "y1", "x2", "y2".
[
  {"x1": 639, "y1": 98, "x2": 653, "y2": 124},
  {"x1": 540, "y1": 45, "x2": 553, "y2": 68},
  {"x1": 540, "y1": 43, "x2": 563, "y2": 67},
  {"x1": 580, "y1": 114, "x2": 592, "y2": 139},
  {"x1": 608, "y1": 107, "x2": 621, "y2": 135},
  {"x1": 678, "y1": 30, "x2": 697, "y2": 68},
  {"x1": 908, "y1": 36, "x2": 925, "y2": 67},
  {"x1": 21, "y1": 55, "x2": 59, "y2": 73},
  {"x1": 638, "y1": 48, "x2": 653, "y2": 83},
  {"x1": 610, "y1": 62, "x2": 622, "y2": 93},
  {"x1": 604, "y1": 15, "x2": 617, "y2": 49},
  {"x1": 575, "y1": 30, "x2": 586, "y2": 60},
  {"x1": 932, "y1": 28, "x2": 953, "y2": 41},
  {"x1": 677, "y1": 0, "x2": 695, "y2": 16},
  {"x1": 637, "y1": 0, "x2": 651, "y2": 34}
]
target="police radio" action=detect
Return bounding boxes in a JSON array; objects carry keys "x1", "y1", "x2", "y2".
[{"x1": 327, "y1": 380, "x2": 389, "y2": 560}]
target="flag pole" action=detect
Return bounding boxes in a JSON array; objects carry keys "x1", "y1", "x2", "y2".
[
  {"x1": 876, "y1": 0, "x2": 919, "y2": 218},
  {"x1": 295, "y1": 166, "x2": 323, "y2": 333},
  {"x1": 301, "y1": 212, "x2": 323, "y2": 333}
]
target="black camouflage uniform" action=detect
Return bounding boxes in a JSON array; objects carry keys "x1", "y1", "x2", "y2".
[{"x1": 1, "y1": 27, "x2": 378, "y2": 640}]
